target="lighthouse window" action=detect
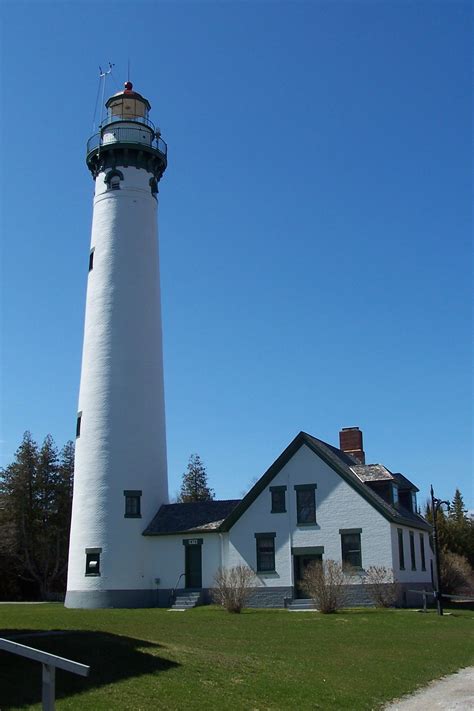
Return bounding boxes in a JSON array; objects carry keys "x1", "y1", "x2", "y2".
[
  {"x1": 89, "y1": 249, "x2": 94, "y2": 272},
  {"x1": 124, "y1": 490, "x2": 142, "y2": 518},
  {"x1": 104, "y1": 169, "x2": 124, "y2": 191},
  {"x1": 85, "y1": 548, "x2": 101, "y2": 576},
  {"x1": 76, "y1": 412, "x2": 82, "y2": 438}
]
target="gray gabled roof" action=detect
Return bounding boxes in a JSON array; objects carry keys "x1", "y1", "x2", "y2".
[
  {"x1": 143, "y1": 432, "x2": 431, "y2": 537},
  {"x1": 143, "y1": 499, "x2": 241, "y2": 536},
  {"x1": 220, "y1": 432, "x2": 431, "y2": 532}
]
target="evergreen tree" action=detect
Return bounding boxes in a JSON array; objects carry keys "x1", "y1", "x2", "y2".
[
  {"x1": 177, "y1": 454, "x2": 214, "y2": 503},
  {"x1": 425, "y1": 488, "x2": 474, "y2": 568},
  {"x1": 0, "y1": 432, "x2": 74, "y2": 599}
]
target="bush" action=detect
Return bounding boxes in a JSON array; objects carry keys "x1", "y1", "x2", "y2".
[
  {"x1": 362, "y1": 566, "x2": 401, "y2": 607},
  {"x1": 212, "y1": 565, "x2": 256, "y2": 613},
  {"x1": 300, "y1": 559, "x2": 346, "y2": 613},
  {"x1": 441, "y1": 550, "x2": 474, "y2": 595}
]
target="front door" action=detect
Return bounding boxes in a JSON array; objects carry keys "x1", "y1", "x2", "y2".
[
  {"x1": 185, "y1": 544, "x2": 202, "y2": 589},
  {"x1": 294, "y1": 554, "x2": 322, "y2": 598}
]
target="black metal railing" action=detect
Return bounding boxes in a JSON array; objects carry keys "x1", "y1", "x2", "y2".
[
  {"x1": 86, "y1": 126, "x2": 167, "y2": 157},
  {"x1": 169, "y1": 572, "x2": 185, "y2": 607},
  {"x1": 100, "y1": 114, "x2": 156, "y2": 131}
]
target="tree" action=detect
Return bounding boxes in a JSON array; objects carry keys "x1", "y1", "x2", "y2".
[
  {"x1": 177, "y1": 454, "x2": 214, "y2": 502},
  {"x1": 0, "y1": 432, "x2": 74, "y2": 600}
]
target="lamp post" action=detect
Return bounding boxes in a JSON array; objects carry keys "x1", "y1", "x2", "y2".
[{"x1": 430, "y1": 484, "x2": 450, "y2": 616}]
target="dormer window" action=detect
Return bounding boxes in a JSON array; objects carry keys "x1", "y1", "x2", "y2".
[
  {"x1": 392, "y1": 484, "x2": 399, "y2": 506},
  {"x1": 411, "y1": 491, "x2": 417, "y2": 512}
]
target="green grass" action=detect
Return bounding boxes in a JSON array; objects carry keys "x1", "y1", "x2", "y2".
[{"x1": 0, "y1": 605, "x2": 472, "y2": 710}]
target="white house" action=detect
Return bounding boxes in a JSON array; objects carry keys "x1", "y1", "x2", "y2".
[{"x1": 143, "y1": 427, "x2": 433, "y2": 609}]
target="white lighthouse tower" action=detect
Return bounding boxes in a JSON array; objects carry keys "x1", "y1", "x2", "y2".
[{"x1": 65, "y1": 82, "x2": 169, "y2": 608}]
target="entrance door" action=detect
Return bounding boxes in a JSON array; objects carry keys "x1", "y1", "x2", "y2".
[
  {"x1": 185, "y1": 544, "x2": 202, "y2": 589},
  {"x1": 294, "y1": 554, "x2": 322, "y2": 598}
]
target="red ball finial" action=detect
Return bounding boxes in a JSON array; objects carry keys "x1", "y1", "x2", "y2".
[{"x1": 124, "y1": 81, "x2": 133, "y2": 91}]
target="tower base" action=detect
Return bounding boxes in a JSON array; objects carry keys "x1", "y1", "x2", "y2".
[{"x1": 64, "y1": 588, "x2": 157, "y2": 609}]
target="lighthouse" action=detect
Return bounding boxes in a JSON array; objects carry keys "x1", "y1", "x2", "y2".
[{"x1": 65, "y1": 82, "x2": 169, "y2": 608}]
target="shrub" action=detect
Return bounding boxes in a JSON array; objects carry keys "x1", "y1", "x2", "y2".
[
  {"x1": 440, "y1": 550, "x2": 474, "y2": 595},
  {"x1": 300, "y1": 559, "x2": 346, "y2": 613},
  {"x1": 212, "y1": 565, "x2": 256, "y2": 613},
  {"x1": 362, "y1": 566, "x2": 401, "y2": 607}
]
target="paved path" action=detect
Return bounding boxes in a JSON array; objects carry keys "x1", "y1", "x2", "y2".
[{"x1": 384, "y1": 667, "x2": 474, "y2": 710}]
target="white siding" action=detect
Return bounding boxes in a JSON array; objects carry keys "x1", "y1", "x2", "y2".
[{"x1": 390, "y1": 524, "x2": 433, "y2": 584}]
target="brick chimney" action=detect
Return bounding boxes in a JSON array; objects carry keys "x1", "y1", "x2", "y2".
[{"x1": 339, "y1": 427, "x2": 365, "y2": 464}]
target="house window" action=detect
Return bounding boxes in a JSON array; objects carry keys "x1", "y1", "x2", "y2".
[
  {"x1": 340, "y1": 529, "x2": 362, "y2": 570},
  {"x1": 295, "y1": 484, "x2": 317, "y2": 525},
  {"x1": 76, "y1": 412, "x2": 82, "y2": 438},
  {"x1": 409, "y1": 531, "x2": 416, "y2": 570},
  {"x1": 255, "y1": 533, "x2": 276, "y2": 572},
  {"x1": 392, "y1": 484, "x2": 399, "y2": 505},
  {"x1": 419, "y1": 533, "x2": 426, "y2": 571},
  {"x1": 397, "y1": 528, "x2": 405, "y2": 570},
  {"x1": 270, "y1": 486, "x2": 286, "y2": 513},
  {"x1": 89, "y1": 249, "x2": 94, "y2": 272},
  {"x1": 411, "y1": 492, "x2": 417, "y2": 512},
  {"x1": 85, "y1": 548, "x2": 101, "y2": 576},
  {"x1": 124, "y1": 490, "x2": 142, "y2": 518}
]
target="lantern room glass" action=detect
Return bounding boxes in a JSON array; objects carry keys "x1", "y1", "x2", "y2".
[{"x1": 108, "y1": 96, "x2": 149, "y2": 123}]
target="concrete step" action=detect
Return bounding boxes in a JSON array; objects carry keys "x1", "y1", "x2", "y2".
[
  {"x1": 287, "y1": 599, "x2": 317, "y2": 611},
  {"x1": 171, "y1": 591, "x2": 202, "y2": 610}
]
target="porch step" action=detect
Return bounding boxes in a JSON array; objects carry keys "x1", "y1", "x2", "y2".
[
  {"x1": 287, "y1": 599, "x2": 317, "y2": 611},
  {"x1": 171, "y1": 591, "x2": 201, "y2": 610}
]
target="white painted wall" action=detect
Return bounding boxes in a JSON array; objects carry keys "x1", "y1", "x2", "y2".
[
  {"x1": 226, "y1": 444, "x2": 396, "y2": 587},
  {"x1": 390, "y1": 524, "x2": 433, "y2": 584},
  {"x1": 66, "y1": 164, "x2": 168, "y2": 599},
  {"x1": 150, "y1": 534, "x2": 222, "y2": 590}
]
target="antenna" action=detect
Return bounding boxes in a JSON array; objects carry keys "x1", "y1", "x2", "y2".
[
  {"x1": 127, "y1": 58, "x2": 130, "y2": 83},
  {"x1": 98, "y1": 62, "x2": 115, "y2": 127}
]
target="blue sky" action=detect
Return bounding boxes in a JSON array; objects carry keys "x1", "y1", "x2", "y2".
[{"x1": 1, "y1": 1, "x2": 472, "y2": 509}]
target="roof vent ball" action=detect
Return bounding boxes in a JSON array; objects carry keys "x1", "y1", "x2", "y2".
[{"x1": 124, "y1": 81, "x2": 133, "y2": 91}]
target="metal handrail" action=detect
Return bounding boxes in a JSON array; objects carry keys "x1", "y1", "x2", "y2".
[
  {"x1": 86, "y1": 126, "x2": 167, "y2": 157},
  {"x1": 169, "y1": 572, "x2": 186, "y2": 607},
  {"x1": 0, "y1": 637, "x2": 89, "y2": 710}
]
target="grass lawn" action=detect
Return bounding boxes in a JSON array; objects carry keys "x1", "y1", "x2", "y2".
[{"x1": 0, "y1": 605, "x2": 472, "y2": 710}]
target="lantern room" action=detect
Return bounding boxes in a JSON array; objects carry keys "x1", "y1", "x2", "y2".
[{"x1": 105, "y1": 81, "x2": 152, "y2": 126}]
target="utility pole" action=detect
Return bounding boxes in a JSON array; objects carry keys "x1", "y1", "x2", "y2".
[{"x1": 430, "y1": 484, "x2": 450, "y2": 616}]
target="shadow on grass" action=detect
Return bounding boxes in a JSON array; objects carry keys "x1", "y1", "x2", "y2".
[{"x1": 0, "y1": 629, "x2": 178, "y2": 709}]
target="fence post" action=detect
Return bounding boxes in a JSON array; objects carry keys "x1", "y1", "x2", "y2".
[
  {"x1": 422, "y1": 590, "x2": 427, "y2": 613},
  {"x1": 42, "y1": 663, "x2": 56, "y2": 711}
]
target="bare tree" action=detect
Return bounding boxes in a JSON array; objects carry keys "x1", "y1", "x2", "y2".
[
  {"x1": 212, "y1": 565, "x2": 256, "y2": 613},
  {"x1": 300, "y1": 559, "x2": 346, "y2": 613},
  {"x1": 362, "y1": 566, "x2": 401, "y2": 607}
]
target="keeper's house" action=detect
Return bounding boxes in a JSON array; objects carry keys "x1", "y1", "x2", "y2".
[{"x1": 145, "y1": 427, "x2": 433, "y2": 608}]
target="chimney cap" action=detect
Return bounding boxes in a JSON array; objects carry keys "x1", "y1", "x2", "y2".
[{"x1": 341, "y1": 426, "x2": 360, "y2": 431}]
